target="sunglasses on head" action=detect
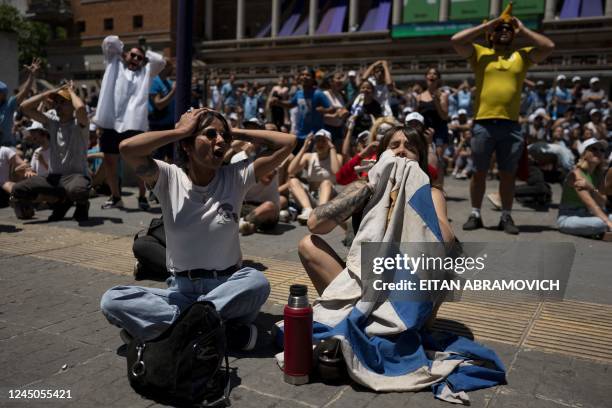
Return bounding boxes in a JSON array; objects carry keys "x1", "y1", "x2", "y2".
[
  {"x1": 129, "y1": 52, "x2": 144, "y2": 61},
  {"x1": 202, "y1": 127, "x2": 231, "y2": 142}
]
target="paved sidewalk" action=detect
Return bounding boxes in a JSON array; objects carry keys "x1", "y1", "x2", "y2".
[{"x1": 1, "y1": 178, "x2": 611, "y2": 407}]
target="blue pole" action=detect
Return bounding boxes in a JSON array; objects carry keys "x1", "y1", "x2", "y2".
[{"x1": 175, "y1": 0, "x2": 194, "y2": 121}]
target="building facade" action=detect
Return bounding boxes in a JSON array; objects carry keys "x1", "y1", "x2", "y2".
[{"x1": 28, "y1": 0, "x2": 612, "y2": 87}]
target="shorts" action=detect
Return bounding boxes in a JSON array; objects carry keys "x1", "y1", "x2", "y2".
[
  {"x1": 100, "y1": 129, "x2": 141, "y2": 154},
  {"x1": 432, "y1": 123, "x2": 450, "y2": 147},
  {"x1": 471, "y1": 119, "x2": 523, "y2": 173}
]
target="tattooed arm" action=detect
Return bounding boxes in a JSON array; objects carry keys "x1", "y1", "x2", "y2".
[
  {"x1": 119, "y1": 108, "x2": 207, "y2": 186},
  {"x1": 307, "y1": 179, "x2": 373, "y2": 234}
]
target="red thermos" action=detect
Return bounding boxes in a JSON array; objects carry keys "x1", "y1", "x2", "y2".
[{"x1": 283, "y1": 284, "x2": 313, "y2": 385}]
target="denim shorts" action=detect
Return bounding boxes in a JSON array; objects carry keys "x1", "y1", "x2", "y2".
[{"x1": 471, "y1": 119, "x2": 523, "y2": 172}]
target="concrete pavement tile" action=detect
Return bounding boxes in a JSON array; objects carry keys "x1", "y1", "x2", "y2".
[{"x1": 323, "y1": 385, "x2": 377, "y2": 408}]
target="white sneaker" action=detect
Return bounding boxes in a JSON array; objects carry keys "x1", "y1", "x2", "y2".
[
  {"x1": 101, "y1": 197, "x2": 124, "y2": 209},
  {"x1": 279, "y1": 209, "x2": 290, "y2": 223},
  {"x1": 297, "y1": 207, "x2": 312, "y2": 225},
  {"x1": 239, "y1": 218, "x2": 256, "y2": 236}
]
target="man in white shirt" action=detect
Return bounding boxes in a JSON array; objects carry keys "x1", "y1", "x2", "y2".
[
  {"x1": 14, "y1": 83, "x2": 91, "y2": 221},
  {"x1": 93, "y1": 35, "x2": 165, "y2": 210}
]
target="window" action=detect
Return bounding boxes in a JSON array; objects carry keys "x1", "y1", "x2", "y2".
[
  {"x1": 103, "y1": 18, "x2": 113, "y2": 30},
  {"x1": 76, "y1": 21, "x2": 86, "y2": 33},
  {"x1": 133, "y1": 15, "x2": 143, "y2": 29}
]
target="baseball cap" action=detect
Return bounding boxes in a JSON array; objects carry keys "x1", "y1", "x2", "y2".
[
  {"x1": 314, "y1": 129, "x2": 332, "y2": 140},
  {"x1": 571, "y1": 76, "x2": 581, "y2": 83},
  {"x1": 402, "y1": 106, "x2": 414, "y2": 114},
  {"x1": 347, "y1": 70, "x2": 357, "y2": 77},
  {"x1": 589, "y1": 108, "x2": 601, "y2": 116},
  {"x1": 228, "y1": 112, "x2": 239, "y2": 121},
  {"x1": 536, "y1": 80, "x2": 545, "y2": 86},
  {"x1": 0, "y1": 81, "x2": 7, "y2": 94},
  {"x1": 457, "y1": 108, "x2": 467, "y2": 116},
  {"x1": 26, "y1": 121, "x2": 49, "y2": 134},
  {"x1": 579, "y1": 138, "x2": 608, "y2": 155},
  {"x1": 556, "y1": 74, "x2": 566, "y2": 82},
  {"x1": 589, "y1": 77, "x2": 600, "y2": 85},
  {"x1": 244, "y1": 117, "x2": 264, "y2": 128},
  {"x1": 55, "y1": 88, "x2": 72, "y2": 101},
  {"x1": 356, "y1": 130, "x2": 370, "y2": 143},
  {"x1": 405, "y1": 112, "x2": 425, "y2": 125},
  {"x1": 451, "y1": 114, "x2": 459, "y2": 121}
]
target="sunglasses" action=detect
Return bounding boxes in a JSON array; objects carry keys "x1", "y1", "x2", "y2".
[
  {"x1": 202, "y1": 127, "x2": 231, "y2": 142},
  {"x1": 494, "y1": 25, "x2": 513, "y2": 33},
  {"x1": 129, "y1": 52, "x2": 144, "y2": 61}
]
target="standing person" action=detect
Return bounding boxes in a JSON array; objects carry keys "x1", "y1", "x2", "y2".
[
  {"x1": 269, "y1": 68, "x2": 335, "y2": 153},
  {"x1": 268, "y1": 76, "x2": 288, "y2": 129},
  {"x1": 100, "y1": 108, "x2": 295, "y2": 349},
  {"x1": 221, "y1": 74, "x2": 237, "y2": 113},
  {"x1": 451, "y1": 12, "x2": 554, "y2": 234},
  {"x1": 14, "y1": 83, "x2": 91, "y2": 221},
  {"x1": 209, "y1": 77, "x2": 222, "y2": 110},
  {"x1": 548, "y1": 74, "x2": 572, "y2": 119},
  {"x1": 361, "y1": 60, "x2": 393, "y2": 116},
  {"x1": 582, "y1": 77, "x2": 606, "y2": 113},
  {"x1": 1, "y1": 58, "x2": 41, "y2": 147},
  {"x1": 93, "y1": 35, "x2": 165, "y2": 210},
  {"x1": 344, "y1": 70, "x2": 359, "y2": 103},
  {"x1": 149, "y1": 57, "x2": 176, "y2": 163},
  {"x1": 417, "y1": 67, "x2": 449, "y2": 186},
  {"x1": 243, "y1": 86, "x2": 262, "y2": 121},
  {"x1": 322, "y1": 72, "x2": 350, "y2": 149}
]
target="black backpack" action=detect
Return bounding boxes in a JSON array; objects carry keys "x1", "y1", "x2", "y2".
[{"x1": 126, "y1": 301, "x2": 231, "y2": 407}]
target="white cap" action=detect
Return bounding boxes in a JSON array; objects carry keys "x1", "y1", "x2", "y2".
[
  {"x1": 347, "y1": 70, "x2": 357, "y2": 77},
  {"x1": 579, "y1": 137, "x2": 608, "y2": 155},
  {"x1": 356, "y1": 130, "x2": 370, "y2": 142},
  {"x1": 228, "y1": 112, "x2": 239, "y2": 121},
  {"x1": 556, "y1": 74, "x2": 566, "y2": 81},
  {"x1": 314, "y1": 128, "x2": 332, "y2": 140},
  {"x1": 402, "y1": 106, "x2": 414, "y2": 114},
  {"x1": 534, "y1": 107, "x2": 547, "y2": 118},
  {"x1": 590, "y1": 77, "x2": 600, "y2": 84},
  {"x1": 572, "y1": 76, "x2": 581, "y2": 83},
  {"x1": 404, "y1": 112, "x2": 425, "y2": 125},
  {"x1": 589, "y1": 108, "x2": 601, "y2": 116},
  {"x1": 451, "y1": 114, "x2": 459, "y2": 121},
  {"x1": 89, "y1": 123, "x2": 97, "y2": 132},
  {"x1": 536, "y1": 80, "x2": 545, "y2": 86},
  {"x1": 457, "y1": 108, "x2": 468, "y2": 116},
  {"x1": 26, "y1": 121, "x2": 48, "y2": 133}
]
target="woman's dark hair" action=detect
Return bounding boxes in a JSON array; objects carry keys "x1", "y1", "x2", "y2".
[
  {"x1": 376, "y1": 125, "x2": 429, "y2": 178},
  {"x1": 426, "y1": 66, "x2": 441, "y2": 80},
  {"x1": 177, "y1": 110, "x2": 231, "y2": 169}
]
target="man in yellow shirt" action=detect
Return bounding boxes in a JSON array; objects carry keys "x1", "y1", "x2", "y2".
[{"x1": 451, "y1": 16, "x2": 554, "y2": 234}]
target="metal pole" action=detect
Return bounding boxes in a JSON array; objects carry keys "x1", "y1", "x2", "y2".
[
  {"x1": 349, "y1": 0, "x2": 358, "y2": 31},
  {"x1": 237, "y1": 0, "x2": 245, "y2": 40},
  {"x1": 392, "y1": 0, "x2": 402, "y2": 25},
  {"x1": 439, "y1": 0, "x2": 449, "y2": 22},
  {"x1": 176, "y1": 0, "x2": 194, "y2": 120},
  {"x1": 308, "y1": 0, "x2": 317, "y2": 36},
  {"x1": 272, "y1": 0, "x2": 280, "y2": 38}
]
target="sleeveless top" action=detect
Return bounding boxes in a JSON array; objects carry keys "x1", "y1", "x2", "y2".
[
  {"x1": 418, "y1": 98, "x2": 446, "y2": 130},
  {"x1": 560, "y1": 169, "x2": 599, "y2": 210},
  {"x1": 306, "y1": 153, "x2": 333, "y2": 184}
]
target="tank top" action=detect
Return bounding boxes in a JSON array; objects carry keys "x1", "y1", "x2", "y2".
[
  {"x1": 306, "y1": 153, "x2": 333, "y2": 184},
  {"x1": 418, "y1": 98, "x2": 446, "y2": 130},
  {"x1": 560, "y1": 169, "x2": 599, "y2": 210}
]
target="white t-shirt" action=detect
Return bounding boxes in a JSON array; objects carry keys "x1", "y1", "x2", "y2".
[
  {"x1": 0, "y1": 146, "x2": 16, "y2": 186},
  {"x1": 30, "y1": 146, "x2": 50, "y2": 177},
  {"x1": 93, "y1": 36, "x2": 165, "y2": 133},
  {"x1": 152, "y1": 159, "x2": 256, "y2": 273},
  {"x1": 368, "y1": 77, "x2": 392, "y2": 117}
]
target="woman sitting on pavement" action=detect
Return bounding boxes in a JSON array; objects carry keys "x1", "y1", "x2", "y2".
[
  {"x1": 557, "y1": 138, "x2": 612, "y2": 238},
  {"x1": 289, "y1": 129, "x2": 343, "y2": 224},
  {"x1": 298, "y1": 125, "x2": 454, "y2": 296},
  {"x1": 100, "y1": 108, "x2": 295, "y2": 350}
]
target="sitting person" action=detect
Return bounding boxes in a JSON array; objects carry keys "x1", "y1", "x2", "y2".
[
  {"x1": 288, "y1": 129, "x2": 343, "y2": 224},
  {"x1": 557, "y1": 138, "x2": 612, "y2": 238},
  {"x1": 26, "y1": 122, "x2": 51, "y2": 178},
  {"x1": 12, "y1": 83, "x2": 91, "y2": 221},
  {"x1": 451, "y1": 129, "x2": 474, "y2": 179},
  {"x1": 1, "y1": 146, "x2": 35, "y2": 210},
  {"x1": 100, "y1": 108, "x2": 295, "y2": 350},
  {"x1": 298, "y1": 125, "x2": 454, "y2": 295}
]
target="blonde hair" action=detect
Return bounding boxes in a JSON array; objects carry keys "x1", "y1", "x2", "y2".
[{"x1": 368, "y1": 116, "x2": 399, "y2": 144}]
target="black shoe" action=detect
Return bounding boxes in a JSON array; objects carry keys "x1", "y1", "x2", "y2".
[
  {"x1": 498, "y1": 215, "x2": 519, "y2": 235},
  {"x1": 73, "y1": 201, "x2": 90, "y2": 222},
  {"x1": 226, "y1": 323, "x2": 258, "y2": 352},
  {"x1": 48, "y1": 201, "x2": 72, "y2": 222},
  {"x1": 138, "y1": 196, "x2": 150, "y2": 211},
  {"x1": 462, "y1": 214, "x2": 483, "y2": 231}
]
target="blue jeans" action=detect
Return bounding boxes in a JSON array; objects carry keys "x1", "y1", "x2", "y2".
[
  {"x1": 557, "y1": 208, "x2": 612, "y2": 237},
  {"x1": 100, "y1": 267, "x2": 270, "y2": 341}
]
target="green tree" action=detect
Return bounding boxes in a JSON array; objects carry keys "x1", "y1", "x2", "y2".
[{"x1": 0, "y1": 4, "x2": 51, "y2": 68}]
